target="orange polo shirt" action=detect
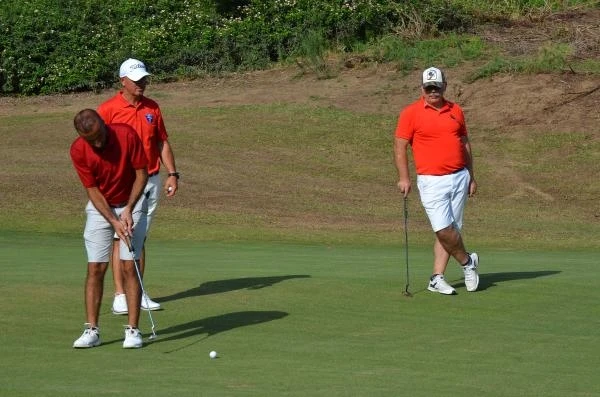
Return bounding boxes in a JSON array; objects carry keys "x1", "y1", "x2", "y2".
[
  {"x1": 97, "y1": 92, "x2": 168, "y2": 175},
  {"x1": 395, "y1": 97, "x2": 468, "y2": 175}
]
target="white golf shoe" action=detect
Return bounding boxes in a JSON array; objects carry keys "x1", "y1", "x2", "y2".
[
  {"x1": 141, "y1": 292, "x2": 161, "y2": 311},
  {"x1": 112, "y1": 293, "x2": 128, "y2": 315},
  {"x1": 123, "y1": 326, "x2": 143, "y2": 349},
  {"x1": 427, "y1": 274, "x2": 456, "y2": 295},
  {"x1": 73, "y1": 324, "x2": 101, "y2": 348},
  {"x1": 463, "y1": 252, "x2": 480, "y2": 292}
]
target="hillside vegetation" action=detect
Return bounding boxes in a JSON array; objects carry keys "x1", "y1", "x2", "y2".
[{"x1": 1, "y1": 0, "x2": 598, "y2": 94}]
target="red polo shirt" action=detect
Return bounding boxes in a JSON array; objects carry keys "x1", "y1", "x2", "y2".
[
  {"x1": 395, "y1": 97, "x2": 468, "y2": 175},
  {"x1": 97, "y1": 92, "x2": 168, "y2": 175},
  {"x1": 70, "y1": 123, "x2": 148, "y2": 206}
]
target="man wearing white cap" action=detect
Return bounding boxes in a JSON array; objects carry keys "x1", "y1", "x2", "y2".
[
  {"x1": 98, "y1": 58, "x2": 179, "y2": 312},
  {"x1": 393, "y1": 66, "x2": 479, "y2": 295}
]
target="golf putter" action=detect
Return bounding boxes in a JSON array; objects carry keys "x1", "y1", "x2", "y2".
[
  {"x1": 124, "y1": 235, "x2": 158, "y2": 340},
  {"x1": 402, "y1": 196, "x2": 412, "y2": 297}
]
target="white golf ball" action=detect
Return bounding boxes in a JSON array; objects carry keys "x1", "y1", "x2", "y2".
[
  {"x1": 209, "y1": 350, "x2": 217, "y2": 359},
  {"x1": 167, "y1": 187, "x2": 173, "y2": 192}
]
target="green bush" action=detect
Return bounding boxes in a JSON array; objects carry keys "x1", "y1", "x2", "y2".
[
  {"x1": 0, "y1": 0, "x2": 585, "y2": 95},
  {"x1": 372, "y1": 33, "x2": 485, "y2": 71},
  {"x1": 468, "y1": 42, "x2": 574, "y2": 81}
]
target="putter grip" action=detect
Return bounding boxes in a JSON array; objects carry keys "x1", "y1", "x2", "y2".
[{"x1": 124, "y1": 235, "x2": 133, "y2": 252}]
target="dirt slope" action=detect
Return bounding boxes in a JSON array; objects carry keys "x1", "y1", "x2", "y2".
[{"x1": 4, "y1": 61, "x2": 597, "y2": 132}]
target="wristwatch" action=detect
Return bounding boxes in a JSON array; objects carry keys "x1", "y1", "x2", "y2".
[{"x1": 168, "y1": 172, "x2": 180, "y2": 180}]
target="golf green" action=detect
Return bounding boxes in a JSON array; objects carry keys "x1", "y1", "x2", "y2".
[{"x1": 1, "y1": 232, "x2": 598, "y2": 396}]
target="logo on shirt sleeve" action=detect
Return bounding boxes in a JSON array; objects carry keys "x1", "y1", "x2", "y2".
[{"x1": 145, "y1": 114, "x2": 154, "y2": 124}]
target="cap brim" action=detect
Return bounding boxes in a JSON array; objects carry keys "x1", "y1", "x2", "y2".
[
  {"x1": 422, "y1": 82, "x2": 444, "y2": 88},
  {"x1": 125, "y1": 70, "x2": 151, "y2": 82}
]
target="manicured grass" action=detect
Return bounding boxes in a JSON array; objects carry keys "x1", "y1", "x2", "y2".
[{"x1": 1, "y1": 232, "x2": 598, "y2": 396}]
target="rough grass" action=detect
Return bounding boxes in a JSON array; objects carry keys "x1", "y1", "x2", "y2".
[
  {"x1": 1, "y1": 70, "x2": 599, "y2": 250},
  {"x1": 1, "y1": 9, "x2": 600, "y2": 249}
]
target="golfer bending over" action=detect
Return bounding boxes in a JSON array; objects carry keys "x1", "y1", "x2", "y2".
[
  {"x1": 70, "y1": 109, "x2": 148, "y2": 348},
  {"x1": 394, "y1": 67, "x2": 479, "y2": 295}
]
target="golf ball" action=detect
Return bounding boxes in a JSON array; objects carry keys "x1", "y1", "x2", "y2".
[
  {"x1": 167, "y1": 187, "x2": 173, "y2": 192},
  {"x1": 209, "y1": 350, "x2": 217, "y2": 359}
]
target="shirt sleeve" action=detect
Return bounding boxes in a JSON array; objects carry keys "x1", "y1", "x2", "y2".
[
  {"x1": 395, "y1": 106, "x2": 414, "y2": 142},
  {"x1": 97, "y1": 102, "x2": 111, "y2": 124},
  {"x1": 70, "y1": 141, "x2": 97, "y2": 188},
  {"x1": 452, "y1": 106, "x2": 468, "y2": 137},
  {"x1": 155, "y1": 106, "x2": 169, "y2": 142}
]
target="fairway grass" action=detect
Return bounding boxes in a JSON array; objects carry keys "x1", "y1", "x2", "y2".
[{"x1": 1, "y1": 232, "x2": 598, "y2": 396}]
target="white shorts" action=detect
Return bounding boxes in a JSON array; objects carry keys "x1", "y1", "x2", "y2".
[
  {"x1": 145, "y1": 173, "x2": 161, "y2": 233},
  {"x1": 83, "y1": 197, "x2": 148, "y2": 263},
  {"x1": 416, "y1": 168, "x2": 470, "y2": 232},
  {"x1": 111, "y1": 173, "x2": 160, "y2": 239}
]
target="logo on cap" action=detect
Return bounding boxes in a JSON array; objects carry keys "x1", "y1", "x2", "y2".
[
  {"x1": 129, "y1": 63, "x2": 145, "y2": 71},
  {"x1": 119, "y1": 58, "x2": 151, "y2": 81},
  {"x1": 426, "y1": 70, "x2": 437, "y2": 81}
]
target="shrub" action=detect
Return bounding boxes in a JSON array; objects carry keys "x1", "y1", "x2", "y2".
[{"x1": 0, "y1": 0, "x2": 579, "y2": 95}]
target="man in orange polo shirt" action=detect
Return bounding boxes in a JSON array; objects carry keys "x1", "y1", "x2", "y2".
[
  {"x1": 98, "y1": 58, "x2": 179, "y2": 313},
  {"x1": 394, "y1": 66, "x2": 479, "y2": 295}
]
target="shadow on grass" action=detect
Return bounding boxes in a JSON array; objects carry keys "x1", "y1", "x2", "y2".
[
  {"x1": 156, "y1": 310, "x2": 289, "y2": 353},
  {"x1": 156, "y1": 274, "x2": 311, "y2": 303},
  {"x1": 476, "y1": 270, "x2": 560, "y2": 291},
  {"x1": 406, "y1": 270, "x2": 561, "y2": 296},
  {"x1": 100, "y1": 310, "x2": 288, "y2": 350}
]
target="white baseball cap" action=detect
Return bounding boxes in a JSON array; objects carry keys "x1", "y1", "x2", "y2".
[
  {"x1": 119, "y1": 58, "x2": 151, "y2": 81},
  {"x1": 422, "y1": 67, "x2": 445, "y2": 88}
]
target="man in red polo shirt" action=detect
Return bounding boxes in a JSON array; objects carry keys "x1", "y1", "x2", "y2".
[
  {"x1": 98, "y1": 58, "x2": 179, "y2": 314},
  {"x1": 394, "y1": 66, "x2": 479, "y2": 295},
  {"x1": 70, "y1": 109, "x2": 148, "y2": 348}
]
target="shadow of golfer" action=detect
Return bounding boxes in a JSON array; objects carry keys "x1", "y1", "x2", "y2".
[
  {"x1": 155, "y1": 310, "x2": 288, "y2": 352},
  {"x1": 405, "y1": 270, "x2": 561, "y2": 296},
  {"x1": 476, "y1": 270, "x2": 560, "y2": 291},
  {"x1": 155, "y1": 275, "x2": 310, "y2": 303}
]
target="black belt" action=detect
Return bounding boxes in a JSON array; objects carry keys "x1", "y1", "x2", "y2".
[
  {"x1": 148, "y1": 171, "x2": 159, "y2": 177},
  {"x1": 110, "y1": 202, "x2": 128, "y2": 209}
]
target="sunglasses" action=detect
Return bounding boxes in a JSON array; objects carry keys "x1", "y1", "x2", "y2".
[{"x1": 423, "y1": 85, "x2": 443, "y2": 93}]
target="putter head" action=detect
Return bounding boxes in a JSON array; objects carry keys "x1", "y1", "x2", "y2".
[
  {"x1": 148, "y1": 324, "x2": 158, "y2": 340},
  {"x1": 402, "y1": 289, "x2": 413, "y2": 298}
]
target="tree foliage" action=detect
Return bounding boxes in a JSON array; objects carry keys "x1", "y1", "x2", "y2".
[{"x1": 1, "y1": 0, "x2": 474, "y2": 95}]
